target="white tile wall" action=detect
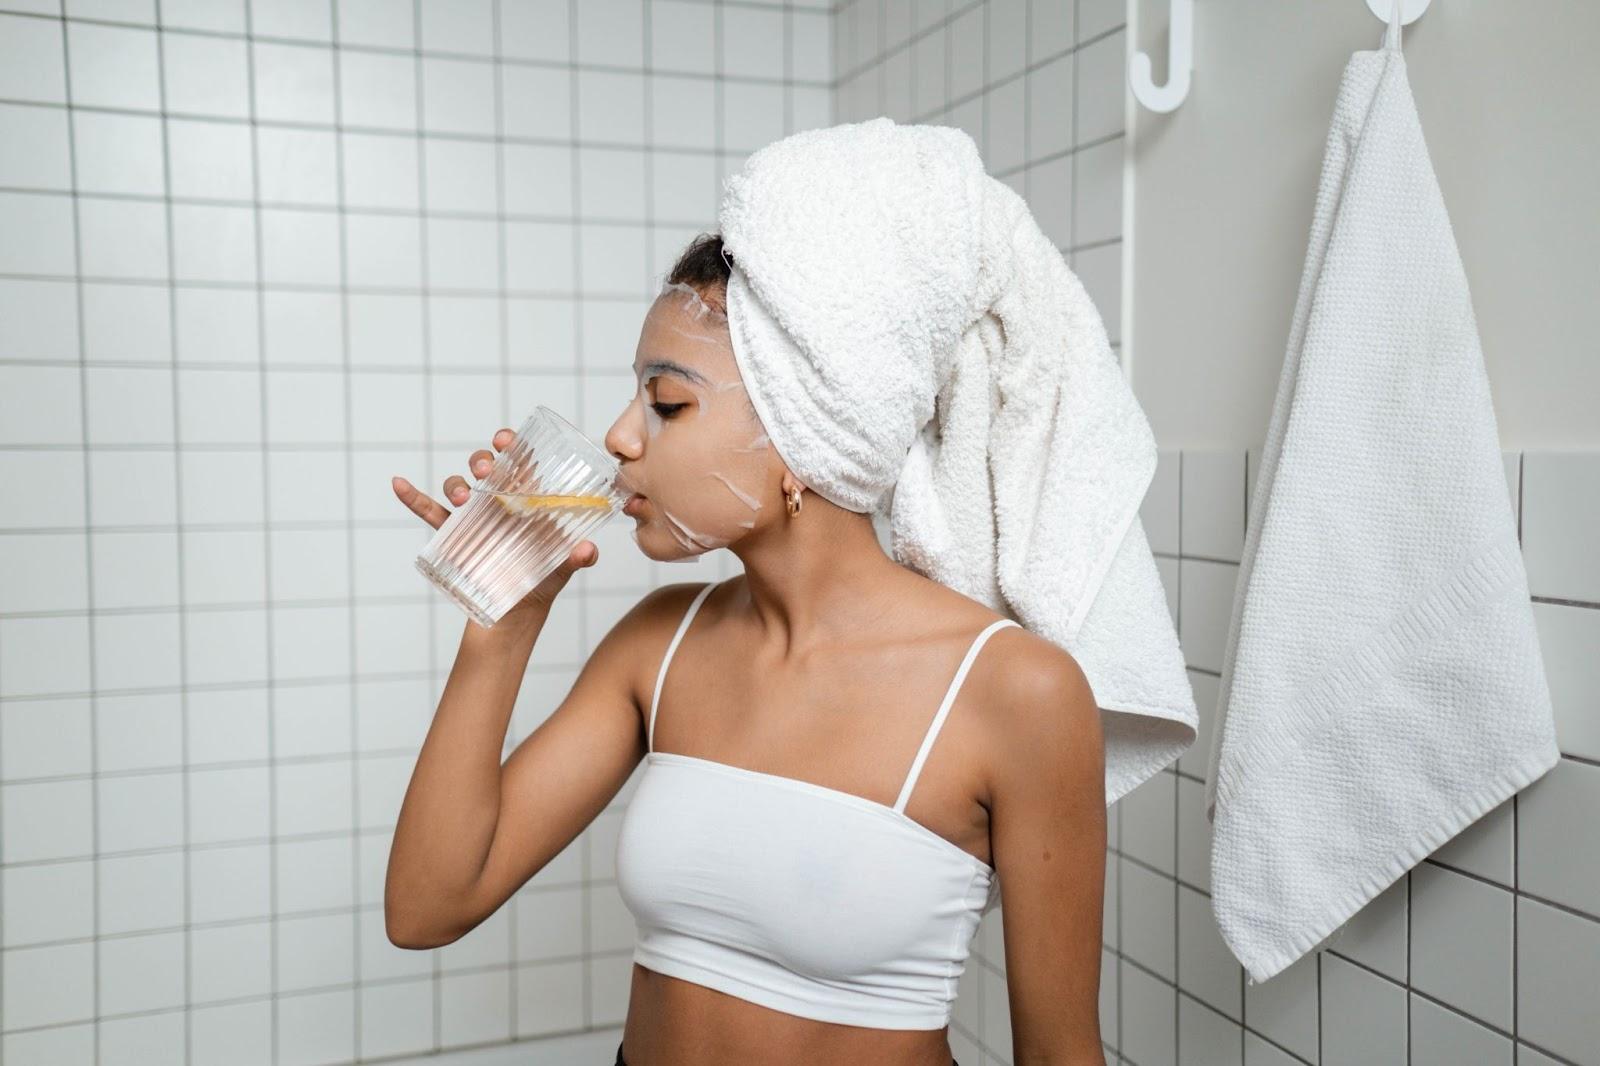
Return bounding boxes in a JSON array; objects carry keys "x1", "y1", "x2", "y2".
[{"x1": 0, "y1": 0, "x2": 828, "y2": 1062}]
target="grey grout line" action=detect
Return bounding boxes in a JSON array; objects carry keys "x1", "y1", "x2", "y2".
[
  {"x1": 488, "y1": 0, "x2": 520, "y2": 1037},
  {"x1": 55, "y1": 8, "x2": 100, "y2": 1063},
  {"x1": 0, "y1": 8, "x2": 827, "y2": 82},
  {"x1": 148, "y1": 4, "x2": 197, "y2": 1061},
  {"x1": 326, "y1": 0, "x2": 365, "y2": 1057},
  {"x1": 567, "y1": 0, "x2": 590, "y2": 1032},
  {"x1": 404, "y1": 0, "x2": 448, "y2": 1050},
  {"x1": 239, "y1": 3, "x2": 283, "y2": 1061}
]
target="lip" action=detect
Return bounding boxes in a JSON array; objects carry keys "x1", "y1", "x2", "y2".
[{"x1": 622, "y1": 493, "x2": 647, "y2": 515}]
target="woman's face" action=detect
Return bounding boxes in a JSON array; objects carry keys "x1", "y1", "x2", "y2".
[{"x1": 604, "y1": 282, "x2": 781, "y2": 560}]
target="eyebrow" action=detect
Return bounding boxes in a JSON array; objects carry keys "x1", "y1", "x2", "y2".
[{"x1": 637, "y1": 358, "x2": 711, "y2": 387}]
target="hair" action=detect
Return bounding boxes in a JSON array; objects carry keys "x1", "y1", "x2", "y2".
[
  {"x1": 664, "y1": 233, "x2": 762, "y2": 424},
  {"x1": 666, "y1": 232, "x2": 733, "y2": 316}
]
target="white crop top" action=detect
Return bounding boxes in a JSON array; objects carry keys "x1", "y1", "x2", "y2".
[{"x1": 615, "y1": 581, "x2": 1019, "y2": 1030}]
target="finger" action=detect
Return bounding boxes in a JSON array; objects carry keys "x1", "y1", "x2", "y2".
[
  {"x1": 442, "y1": 473, "x2": 472, "y2": 506},
  {"x1": 467, "y1": 448, "x2": 495, "y2": 479},
  {"x1": 392, "y1": 476, "x2": 451, "y2": 528},
  {"x1": 492, "y1": 428, "x2": 515, "y2": 451}
]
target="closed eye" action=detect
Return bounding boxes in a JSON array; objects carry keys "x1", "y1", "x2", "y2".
[{"x1": 650, "y1": 402, "x2": 688, "y2": 418}]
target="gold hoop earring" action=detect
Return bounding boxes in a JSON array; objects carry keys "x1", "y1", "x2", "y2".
[{"x1": 785, "y1": 486, "x2": 804, "y2": 517}]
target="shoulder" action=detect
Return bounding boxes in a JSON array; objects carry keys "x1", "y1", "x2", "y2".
[
  {"x1": 586, "y1": 580, "x2": 721, "y2": 706},
  {"x1": 967, "y1": 622, "x2": 1102, "y2": 804}
]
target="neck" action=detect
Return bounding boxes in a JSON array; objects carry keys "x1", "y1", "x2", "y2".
[{"x1": 724, "y1": 495, "x2": 908, "y2": 656}]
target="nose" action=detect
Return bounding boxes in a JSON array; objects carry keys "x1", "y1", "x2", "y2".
[{"x1": 605, "y1": 390, "x2": 645, "y2": 465}]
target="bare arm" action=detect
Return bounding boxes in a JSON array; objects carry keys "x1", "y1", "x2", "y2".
[
  {"x1": 383, "y1": 430, "x2": 631, "y2": 948},
  {"x1": 987, "y1": 642, "x2": 1108, "y2": 1065}
]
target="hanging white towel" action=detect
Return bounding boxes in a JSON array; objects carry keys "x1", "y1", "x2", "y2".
[{"x1": 1201, "y1": 10, "x2": 1561, "y2": 984}]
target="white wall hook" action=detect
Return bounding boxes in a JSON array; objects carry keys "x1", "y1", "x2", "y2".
[
  {"x1": 1131, "y1": 0, "x2": 1193, "y2": 113},
  {"x1": 1365, "y1": 0, "x2": 1432, "y2": 25}
]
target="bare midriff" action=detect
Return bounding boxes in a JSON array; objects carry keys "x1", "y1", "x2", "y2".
[{"x1": 619, "y1": 964, "x2": 958, "y2": 1066}]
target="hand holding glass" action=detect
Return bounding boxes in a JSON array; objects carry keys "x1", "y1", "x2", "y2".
[{"x1": 402, "y1": 406, "x2": 630, "y2": 628}]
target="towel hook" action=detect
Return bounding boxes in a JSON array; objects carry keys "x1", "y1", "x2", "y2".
[
  {"x1": 1130, "y1": 0, "x2": 1193, "y2": 113},
  {"x1": 1364, "y1": 0, "x2": 1432, "y2": 24}
]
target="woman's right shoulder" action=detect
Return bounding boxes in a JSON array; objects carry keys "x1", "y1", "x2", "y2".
[{"x1": 605, "y1": 579, "x2": 725, "y2": 655}]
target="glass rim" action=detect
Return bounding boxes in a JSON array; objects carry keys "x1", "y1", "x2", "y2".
[{"x1": 530, "y1": 404, "x2": 622, "y2": 481}]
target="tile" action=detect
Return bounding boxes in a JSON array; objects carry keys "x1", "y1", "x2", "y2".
[
  {"x1": 1516, "y1": 896, "x2": 1600, "y2": 1063},
  {"x1": 1120, "y1": 856, "x2": 1175, "y2": 981},
  {"x1": 1533, "y1": 601, "x2": 1600, "y2": 761},
  {"x1": 0, "y1": 941, "x2": 93, "y2": 1030},
  {"x1": 191, "y1": 921, "x2": 271, "y2": 1003},
  {"x1": 3, "y1": 857, "x2": 93, "y2": 945},
  {"x1": 1411, "y1": 862, "x2": 1513, "y2": 1029},
  {"x1": 360, "y1": 979, "x2": 434, "y2": 1058},
  {"x1": 1120, "y1": 962, "x2": 1176, "y2": 1066},
  {"x1": 0, "y1": 14, "x2": 66, "y2": 104},
  {"x1": 1429, "y1": 794, "x2": 1515, "y2": 887},
  {"x1": 192, "y1": 1000, "x2": 271, "y2": 1063},
  {"x1": 162, "y1": 0, "x2": 244, "y2": 33},
  {"x1": 1410, "y1": 993, "x2": 1513, "y2": 1066},
  {"x1": 1075, "y1": 29, "x2": 1125, "y2": 143},
  {"x1": 1120, "y1": 767, "x2": 1176, "y2": 874},
  {"x1": 722, "y1": 4, "x2": 784, "y2": 80},
  {"x1": 1179, "y1": 993, "x2": 1243, "y2": 1065},
  {"x1": 1177, "y1": 558, "x2": 1238, "y2": 673},
  {"x1": 0, "y1": 191, "x2": 75, "y2": 275},
  {"x1": 421, "y1": 55, "x2": 496, "y2": 136},
  {"x1": 96, "y1": 845, "x2": 183, "y2": 928},
  {"x1": 339, "y1": 49, "x2": 417, "y2": 129},
  {"x1": 1243, "y1": 950, "x2": 1318, "y2": 1064},
  {"x1": 0, "y1": 696, "x2": 91, "y2": 779},
  {"x1": 161, "y1": 30, "x2": 249, "y2": 118},
  {"x1": 1180, "y1": 450, "x2": 1247, "y2": 562},
  {"x1": 338, "y1": 0, "x2": 413, "y2": 49},
  {"x1": 1518, "y1": 756, "x2": 1600, "y2": 919},
  {"x1": 1324, "y1": 874, "x2": 1407, "y2": 983},
  {"x1": 0, "y1": 104, "x2": 70, "y2": 190},
  {"x1": 1099, "y1": 948, "x2": 1119, "y2": 1056},
  {"x1": 0, "y1": 364, "x2": 81, "y2": 445},
  {"x1": 1178, "y1": 883, "x2": 1241, "y2": 1020},
  {"x1": 1319, "y1": 953, "x2": 1405, "y2": 1066},
  {"x1": 1521, "y1": 452, "x2": 1599, "y2": 604},
  {"x1": 253, "y1": 40, "x2": 335, "y2": 124},
  {"x1": 277, "y1": 911, "x2": 355, "y2": 992},
  {"x1": 67, "y1": 22, "x2": 159, "y2": 110},
  {"x1": 0, "y1": 277, "x2": 77, "y2": 362},
  {"x1": 1177, "y1": 670, "x2": 1218, "y2": 780},
  {"x1": 276, "y1": 987, "x2": 355, "y2": 1063},
  {"x1": 575, "y1": 0, "x2": 642, "y2": 67},
  {"x1": 1, "y1": 778, "x2": 93, "y2": 863},
  {"x1": 99, "y1": 930, "x2": 184, "y2": 1014},
  {"x1": 249, "y1": 0, "x2": 330, "y2": 41}
]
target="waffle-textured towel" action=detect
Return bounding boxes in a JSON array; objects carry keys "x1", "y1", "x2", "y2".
[
  {"x1": 718, "y1": 118, "x2": 1196, "y2": 805},
  {"x1": 1201, "y1": 9, "x2": 1561, "y2": 984}
]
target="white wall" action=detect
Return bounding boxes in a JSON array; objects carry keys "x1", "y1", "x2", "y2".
[{"x1": 1127, "y1": 0, "x2": 1600, "y2": 450}]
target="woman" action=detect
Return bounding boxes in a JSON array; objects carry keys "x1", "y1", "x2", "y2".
[{"x1": 385, "y1": 231, "x2": 1109, "y2": 1065}]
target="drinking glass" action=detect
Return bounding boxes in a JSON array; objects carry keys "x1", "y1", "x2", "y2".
[{"x1": 415, "y1": 405, "x2": 630, "y2": 628}]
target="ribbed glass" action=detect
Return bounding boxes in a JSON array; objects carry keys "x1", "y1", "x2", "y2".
[{"x1": 415, "y1": 406, "x2": 631, "y2": 628}]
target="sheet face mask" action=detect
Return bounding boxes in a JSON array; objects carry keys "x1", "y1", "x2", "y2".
[{"x1": 608, "y1": 280, "x2": 776, "y2": 561}]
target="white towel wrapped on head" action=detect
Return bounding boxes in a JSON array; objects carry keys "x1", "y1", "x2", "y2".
[{"x1": 718, "y1": 117, "x2": 1197, "y2": 805}]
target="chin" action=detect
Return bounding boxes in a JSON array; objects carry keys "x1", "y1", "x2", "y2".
[{"x1": 629, "y1": 521, "x2": 711, "y2": 564}]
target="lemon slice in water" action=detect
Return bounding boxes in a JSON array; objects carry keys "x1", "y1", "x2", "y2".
[{"x1": 491, "y1": 491, "x2": 614, "y2": 517}]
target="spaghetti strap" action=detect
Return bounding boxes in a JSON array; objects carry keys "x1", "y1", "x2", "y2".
[
  {"x1": 893, "y1": 618, "x2": 1022, "y2": 814},
  {"x1": 647, "y1": 582, "x2": 718, "y2": 753}
]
